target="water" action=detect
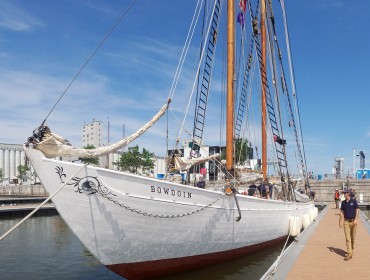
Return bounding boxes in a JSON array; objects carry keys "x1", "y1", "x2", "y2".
[
  {"x1": 0, "y1": 215, "x2": 122, "y2": 280},
  {"x1": 0, "y1": 214, "x2": 289, "y2": 280}
]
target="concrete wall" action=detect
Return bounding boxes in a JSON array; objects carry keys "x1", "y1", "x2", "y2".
[
  {"x1": 0, "y1": 184, "x2": 48, "y2": 196},
  {"x1": 309, "y1": 179, "x2": 370, "y2": 203}
]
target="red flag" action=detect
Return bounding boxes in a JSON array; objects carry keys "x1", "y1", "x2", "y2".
[{"x1": 239, "y1": 0, "x2": 247, "y2": 13}]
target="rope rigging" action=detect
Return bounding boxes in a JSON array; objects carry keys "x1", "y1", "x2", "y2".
[
  {"x1": 233, "y1": 0, "x2": 307, "y2": 201},
  {"x1": 40, "y1": 0, "x2": 139, "y2": 127},
  {"x1": 280, "y1": 0, "x2": 310, "y2": 191},
  {"x1": 266, "y1": 0, "x2": 309, "y2": 192}
]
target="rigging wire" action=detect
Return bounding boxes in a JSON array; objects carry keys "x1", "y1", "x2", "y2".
[
  {"x1": 167, "y1": 108, "x2": 237, "y2": 183},
  {"x1": 164, "y1": 0, "x2": 204, "y2": 158},
  {"x1": 174, "y1": 0, "x2": 219, "y2": 147},
  {"x1": 166, "y1": 0, "x2": 205, "y2": 148},
  {"x1": 234, "y1": 15, "x2": 246, "y2": 165},
  {"x1": 219, "y1": 5, "x2": 228, "y2": 156},
  {"x1": 248, "y1": 51, "x2": 260, "y2": 161},
  {"x1": 280, "y1": 0, "x2": 310, "y2": 186},
  {"x1": 167, "y1": 0, "x2": 204, "y2": 101},
  {"x1": 218, "y1": 13, "x2": 226, "y2": 158},
  {"x1": 265, "y1": 3, "x2": 288, "y2": 179},
  {"x1": 41, "y1": 0, "x2": 138, "y2": 126}
]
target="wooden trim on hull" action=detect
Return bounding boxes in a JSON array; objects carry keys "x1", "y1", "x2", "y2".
[{"x1": 107, "y1": 236, "x2": 287, "y2": 280}]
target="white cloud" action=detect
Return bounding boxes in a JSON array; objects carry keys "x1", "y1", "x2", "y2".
[{"x1": 0, "y1": 2, "x2": 43, "y2": 32}]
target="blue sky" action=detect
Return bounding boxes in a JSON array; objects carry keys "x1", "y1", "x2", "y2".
[{"x1": 0, "y1": 0, "x2": 369, "y2": 177}]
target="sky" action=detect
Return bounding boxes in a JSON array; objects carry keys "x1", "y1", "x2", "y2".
[{"x1": 1, "y1": 0, "x2": 370, "y2": 177}]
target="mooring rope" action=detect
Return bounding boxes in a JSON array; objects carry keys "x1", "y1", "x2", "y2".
[{"x1": 0, "y1": 163, "x2": 88, "y2": 241}]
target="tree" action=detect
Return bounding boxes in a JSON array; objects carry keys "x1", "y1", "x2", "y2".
[
  {"x1": 114, "y1": 145, "x2": 155, "y2": 174},
  {"x1": 220, "y1": 138, "x2": 252, "y2": 164},
  {"x1": 17, "y1": 165, "x2": 30, "y2": 184},
  {"x1": 0, "y1": 168, "x2": 3, "y2": 181},
  {"x1": 235, "y1": 138, "x2": 252, "y2": 164},
  {"x1": 141, "y1": 148, "x2": 155, "y2": 173},
  {"x1": 79, "y1": 144, "x2": 100, "y2": 165}
]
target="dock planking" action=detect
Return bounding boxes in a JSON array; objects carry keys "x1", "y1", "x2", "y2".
[{"x1": 286, "y1": 205, "x2": 370, "y2": 279}]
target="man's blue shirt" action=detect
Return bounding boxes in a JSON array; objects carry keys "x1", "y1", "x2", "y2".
[{"x1": 340, "y1": 198, "x2": 359, "y2": 219}]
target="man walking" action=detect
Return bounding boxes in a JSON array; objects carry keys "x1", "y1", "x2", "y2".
[{"x1": 339, "y1": 188, "x2": 359, "y2": 261}]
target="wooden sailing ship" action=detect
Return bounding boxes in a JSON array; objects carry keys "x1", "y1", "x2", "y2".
[{"x1": 24, "y1": 1, "x2": 315, "y2": 279}]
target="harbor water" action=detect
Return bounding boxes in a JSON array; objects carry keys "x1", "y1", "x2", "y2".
[
  {"x1": 0, "y1": 209, "x2": 368, "y2": 280},
  {"x1": 0, "y1": 214, "x2": 288, "y2": 280}
]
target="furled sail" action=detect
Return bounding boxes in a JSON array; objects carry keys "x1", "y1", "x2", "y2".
[
  {"x1": 168, "y1": 154, "x2": 220, "y2": 172},
  {"x1": 30, "y1": 99, "x2": 171, "y2": 158}
]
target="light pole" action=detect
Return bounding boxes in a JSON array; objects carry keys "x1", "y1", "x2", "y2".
[{"x1": 353, "y1": 148, "x2": 356, "y2": 175}]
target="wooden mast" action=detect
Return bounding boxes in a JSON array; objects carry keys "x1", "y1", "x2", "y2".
[
  {"x1": 260, "y1": 0, "x2": 268, "y2": 181},
  {"x1": 226, "y1": 0, "x2": 235, "y2": 172}
]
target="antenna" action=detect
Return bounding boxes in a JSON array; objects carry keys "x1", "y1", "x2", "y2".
[{"x1": 107, "y1": 117, "x2": 110, "y2": 145}]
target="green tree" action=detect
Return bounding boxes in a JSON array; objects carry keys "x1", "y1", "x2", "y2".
[
  {"x1": 235, "y1": 138, "x2": 251, "y2": 164},
  {"x1": 0, "y1": 168, "x2": 3, "y2": 181},
  {"x1": 114, "y1": 145, "x2": 155, "y2": 174},
  {"x1": 79, "y1": 144, "x2": 100, "y2": 165},
  {"x1": 141, "y1": 148, "x2": 155, "y2": 173},
  {"x1": 17, "y1": 165, "x2": 30, "y2": 184},
  {"x1": 220, "y1": 138, "x2": 252, "y2": 164}
]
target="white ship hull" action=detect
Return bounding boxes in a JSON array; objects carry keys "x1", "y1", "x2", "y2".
[{"x1": 25, "y1": 146, "x2": 314, "y2": 279}]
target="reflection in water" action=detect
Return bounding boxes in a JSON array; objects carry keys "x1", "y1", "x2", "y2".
[
  {"x1": 0, "y1": 214, "x2": 289, "y2": 280},
  {"x1": 0, "y1": 215, "x2": 122, "y2": 280},
  {"x1": 158, "y1": 241, "x2": 287, "y2": 280}
]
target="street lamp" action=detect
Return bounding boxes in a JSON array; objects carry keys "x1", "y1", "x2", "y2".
[
  {"x1": 353, "y1": 148, "x2": 360, "y2": 175},
  {"x1": 353, "y1": 148, "x2": 355, "y2": 175}
]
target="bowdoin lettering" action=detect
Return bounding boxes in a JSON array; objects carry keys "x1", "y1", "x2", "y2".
[{"x1": 151, "y1": 186, "x2": 192, "y2": 199}]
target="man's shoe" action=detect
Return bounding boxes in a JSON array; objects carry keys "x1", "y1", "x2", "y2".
[{"x1": 344, "y1": 255, "x2": 352, "y2": 261}]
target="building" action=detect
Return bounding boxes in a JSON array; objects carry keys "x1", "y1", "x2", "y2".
[
  {"x1": 333, "y1": 157, "x2": 344, "y2": 179},
  {"x1": 0, "y1": 143, "x2": 36, "y2": 185},
  {"x1": 82, "y1": 119, "x2": 123, "y2": 169},
  {"x1": 159, "y1": 140, "x2": 225, "y2": 182},
  {"x1": 82, "y1": 119, "x2": 103, "y2": 148}
]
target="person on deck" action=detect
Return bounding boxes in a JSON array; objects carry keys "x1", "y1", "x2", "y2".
[
  {"x1": 339, "y1": 191, "x2": 345, "y2": 209},
  {"x1": 350, "y1": 188, "x2": 356, "y2": 200},
  {"x1": 309, "y1": 190, "x2": 316, "y2": 201},
  {"x1": 257, "y1": 181, "x2": 268, "y2": 198},
  {"x1": 196, "y1": 176, "x2": 205, "y2": 188},
  {"x1": 339, "y1": 188, "x2": 359, "y2": 261},
  {"x1": 334, "y1": 189, "x2": 340, "y2": 209}
]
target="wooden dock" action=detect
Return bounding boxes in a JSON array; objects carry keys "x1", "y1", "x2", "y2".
[{"x1": 262, "y1": 205, "x2": 370, "y2": 279}]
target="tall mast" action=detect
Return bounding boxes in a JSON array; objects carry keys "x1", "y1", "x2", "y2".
[
  {"x1": 260, "y1": 0, "x2": 267, "y2": 180},
  {"x1": 226, "y1": 0, "x2": 235, "y2": 172}
]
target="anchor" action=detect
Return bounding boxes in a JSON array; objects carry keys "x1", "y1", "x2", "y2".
[{"x1": 224, "y1": 182, "x2": 242, "y2": 222}]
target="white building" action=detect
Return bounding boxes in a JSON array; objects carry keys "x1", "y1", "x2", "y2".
[
  {"x1": 0, "y1": 143, "x2": 36, "y2": 185},
  {"x1": 82, "y1": 119, "x2": 103, "y2": 148},
  {"x1": 156, "y1": 140, "x2": 224, "y2": 183}
]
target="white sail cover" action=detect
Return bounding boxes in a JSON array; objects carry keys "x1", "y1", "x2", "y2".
[
  {"x1": 34, "y1": 100, "x2": 171, "y2": 158},
  {"x1": 171, "y1": 154, "x2": 220, "y2": 171}
]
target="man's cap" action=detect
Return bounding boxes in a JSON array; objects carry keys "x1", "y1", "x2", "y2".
[{"x1": 342, "y1": 188, "x2": 350, "y2": 193}]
